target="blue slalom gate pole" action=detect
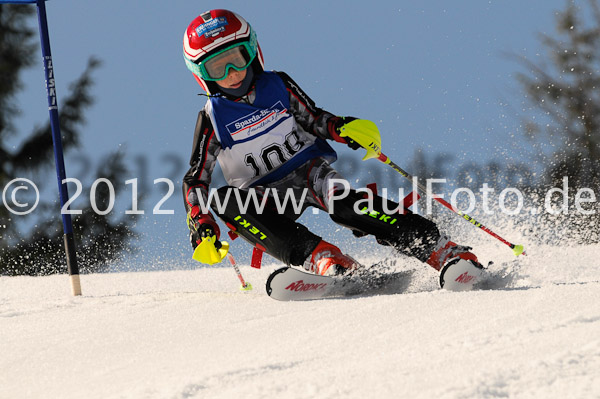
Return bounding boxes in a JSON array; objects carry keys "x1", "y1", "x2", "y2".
[{"x1": 1, "y1": 0, "x2": 81, "y2": 295}]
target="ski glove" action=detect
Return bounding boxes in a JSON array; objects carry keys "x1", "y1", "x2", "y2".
[
  {"x1": 328, "y1": 116, "x2": 362, "y2": 150},
  {"x1": 187, "y1": 205, "x2": 221, "y2": 249}
]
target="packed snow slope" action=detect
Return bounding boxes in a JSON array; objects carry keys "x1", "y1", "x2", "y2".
[{"x1": 1, "y1": 243, "x2": 599, "y2": 399}]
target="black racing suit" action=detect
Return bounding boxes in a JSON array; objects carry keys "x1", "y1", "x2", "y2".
[{"x1": 182, "y1": 71, "x2": 440, "y2": 266}]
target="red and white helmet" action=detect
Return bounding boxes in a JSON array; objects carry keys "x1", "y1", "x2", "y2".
[{"x1": 183, "y1": 9, "x2": 264, "y2": 94}]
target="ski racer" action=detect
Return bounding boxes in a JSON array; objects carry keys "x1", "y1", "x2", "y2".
[{"x1": 181, "y1": 9, "x2": 483, "y2": 288}]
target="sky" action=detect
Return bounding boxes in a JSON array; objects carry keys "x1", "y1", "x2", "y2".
[{"x1": 11, "y1": 0, "x2": 570, "y2": 268}]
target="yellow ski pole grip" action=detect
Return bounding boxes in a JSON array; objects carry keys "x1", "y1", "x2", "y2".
[
  {"x1": 338, "y1": 119, "x2": 382, "y2": 160},
  {"x1": 192, "y1": 236, "x2": 229, "y2": 265}
]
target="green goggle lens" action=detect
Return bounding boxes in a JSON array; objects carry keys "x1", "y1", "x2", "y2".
[
  {"x1": 184, "y1": 41, "x2": 257, "y2": 82},
  {"x1": 203, "y1": 46, "x2": 251, "y2": 80}
]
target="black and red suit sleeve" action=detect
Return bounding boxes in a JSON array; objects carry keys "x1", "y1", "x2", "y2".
[
  {"x1": 275, "y1": 71, "x2": 340, "y2": 141},
  {"x1": 182, "y1": 109, "x2": 221, "y2": 214}
]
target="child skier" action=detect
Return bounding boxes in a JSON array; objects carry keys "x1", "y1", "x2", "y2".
[{"x1": 182, "y1": 9, "x2": 483, "y2": 289}]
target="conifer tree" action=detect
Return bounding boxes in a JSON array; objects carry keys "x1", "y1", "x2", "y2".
[
  {"x1": 0, "y1": 4, "x2": 137, "y2": 275},
  {"x1": 517, "y1": 0, "x2": 600, "y2": 243}
]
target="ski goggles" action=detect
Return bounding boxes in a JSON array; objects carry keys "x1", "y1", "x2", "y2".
[{"x1": 186, "y1": 41, "x2": 257, "y2": 81}]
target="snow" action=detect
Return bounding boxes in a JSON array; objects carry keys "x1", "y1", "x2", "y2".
[{"x1": 1, "y1": 244, "x2": 599, "y2": 399}]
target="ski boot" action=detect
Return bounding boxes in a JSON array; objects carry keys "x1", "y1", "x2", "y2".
[
  {"x1": 303, "y1": 240, "x2": 359, "y2": 276},
  {"x1": 426, "y1": 236, "x2": 483, "y2": 291}
]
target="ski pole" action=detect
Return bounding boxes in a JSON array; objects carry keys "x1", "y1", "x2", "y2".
[
  {"x1": 337, "y1": 119, "x2": 526, "y2": 256},
  {"x1": 376, "y1": 152, "x2": 526, "y2": 256},
  {"x1": 227, "y1": 252, "x2": 253, "y2": 291},
  {"x1": 192, "y1": 236, "x2": 253, "y2": 291}
]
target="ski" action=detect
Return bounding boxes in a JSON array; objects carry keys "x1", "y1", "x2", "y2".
[{"x1": 265, "y1": 266, "x2": 414, "y2": 301}]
